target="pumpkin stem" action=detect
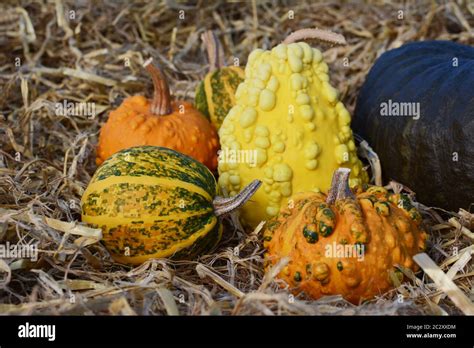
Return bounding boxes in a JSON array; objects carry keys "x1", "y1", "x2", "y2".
[
  {"x1": 326, "y1": 168, "x2": 355, "y2": 204},
  {"x1": 202, "y1": 30, "x2": 226, "y2": 71},
  {"x1": 283, "y1": 28, "x2": 346, "y2": 45},
  {"x1": 213, "y1": 180, "x2": 262, "y2": 217},
  {"x1": 143, "y1": 58, "x2": 172, "y2": 116}
]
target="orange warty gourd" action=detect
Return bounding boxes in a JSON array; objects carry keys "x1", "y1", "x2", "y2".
[
  {"x1": 96, "y1": 58, "x2": 219, "y2": 171},
  {"x1": 264, "y1": 168, "x2": 428, "y2": 304}
]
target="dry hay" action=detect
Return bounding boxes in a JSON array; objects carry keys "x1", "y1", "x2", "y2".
[{"x1": 0, "y1": 0, "x2": 473, "y2": 315}]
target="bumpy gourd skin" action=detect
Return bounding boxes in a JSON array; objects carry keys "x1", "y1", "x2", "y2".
[
  {"x1": 218, "y1": 42, "x2": 368, "y2": 228},
  {"x1": 264, "y1": 187, "x2": 428, "y2": 304},
  {"x1": 96, "y1": 96, "x2": 219, "y2": 171}
]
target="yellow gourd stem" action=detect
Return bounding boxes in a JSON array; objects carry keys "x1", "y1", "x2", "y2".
[
  {"x1": 202, "y1": 30, "x2": 226, "y2": 71},
  {"x1": 354, "y1": 134, "x2": 383, "y2": 186},
  {"x1": 283, "y1": 28, "x2": 347, "y2": 45},
  {"x1": 326, "y1": 168, "x2": 355, "y2": 204},
  {"x1": 143, "y1": 58, "x2": 172, "y2": 116},
  {"x1": 213, "y1": 180, "x2": 262, "y2": 217}
]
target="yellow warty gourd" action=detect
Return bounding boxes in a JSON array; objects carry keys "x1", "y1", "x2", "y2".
[{"x1": 218, "y1": 29, "x2": 369, "y2": 228}]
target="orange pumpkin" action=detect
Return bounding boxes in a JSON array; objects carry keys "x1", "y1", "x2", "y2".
[
  {"x1": 96, "y1": 58, "x2": 219, "y2": 171},
  {"x1": 264, "y1": 168, "x2": 428, "y2": 304}
]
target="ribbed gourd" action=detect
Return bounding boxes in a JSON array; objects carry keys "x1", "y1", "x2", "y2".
[
  {"x1": 354, "y1": 41, "x2": 474, "y2": 211},
  {"x1": 81, "y1": 146, "x2": 260, "y2": 265},
  {"x1": 218, "y1": 29, "x2": 368, "y2": 228},
  {"x1": 195, "y1": 30, "x2": 245, "y2": 130},
  {"x1": 96, "y1": 59, "x2": 219, "y2": 171},
  {"x1": 264, "y1": 168, "x2": 428, "y2": 304}
]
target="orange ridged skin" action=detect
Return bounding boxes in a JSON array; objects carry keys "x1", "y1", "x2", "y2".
[
  {"x1": 96, "y1": 97, "x2": 219, "y2": 171},
  {"x1": 264, "y1": 186, "x2": 428, "y2": 304}
]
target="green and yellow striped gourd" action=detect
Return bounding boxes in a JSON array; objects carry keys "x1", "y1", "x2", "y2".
[
  {"x1": 195, "y1": 30, "x2": 244, "y2": 130},
  {"x1": 81, "y1": 146, "x2": 260, "y2": 265}
]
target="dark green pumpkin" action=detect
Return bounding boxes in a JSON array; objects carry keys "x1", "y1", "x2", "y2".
[{"x1": 353, "y1": 41, "x2": 474, "y2": 211}]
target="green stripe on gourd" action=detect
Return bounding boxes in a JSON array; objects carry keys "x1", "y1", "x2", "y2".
[
  {"x1": 94, "y1": 146, "x2": 216, "y2": 196},
  {"x1": 195, "y1": 82, "x2": 210, "y2": 119},
  {"x1": 82, "y1": 183, "x2": 212, "y2": 217},
  {"x1": 194, "y1": 30, "x2": 244, "y2": 130}
]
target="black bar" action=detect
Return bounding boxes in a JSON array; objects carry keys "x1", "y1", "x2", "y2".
[{"x1": 0, "y1": 315, "x2": 472, "y2": 346}]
